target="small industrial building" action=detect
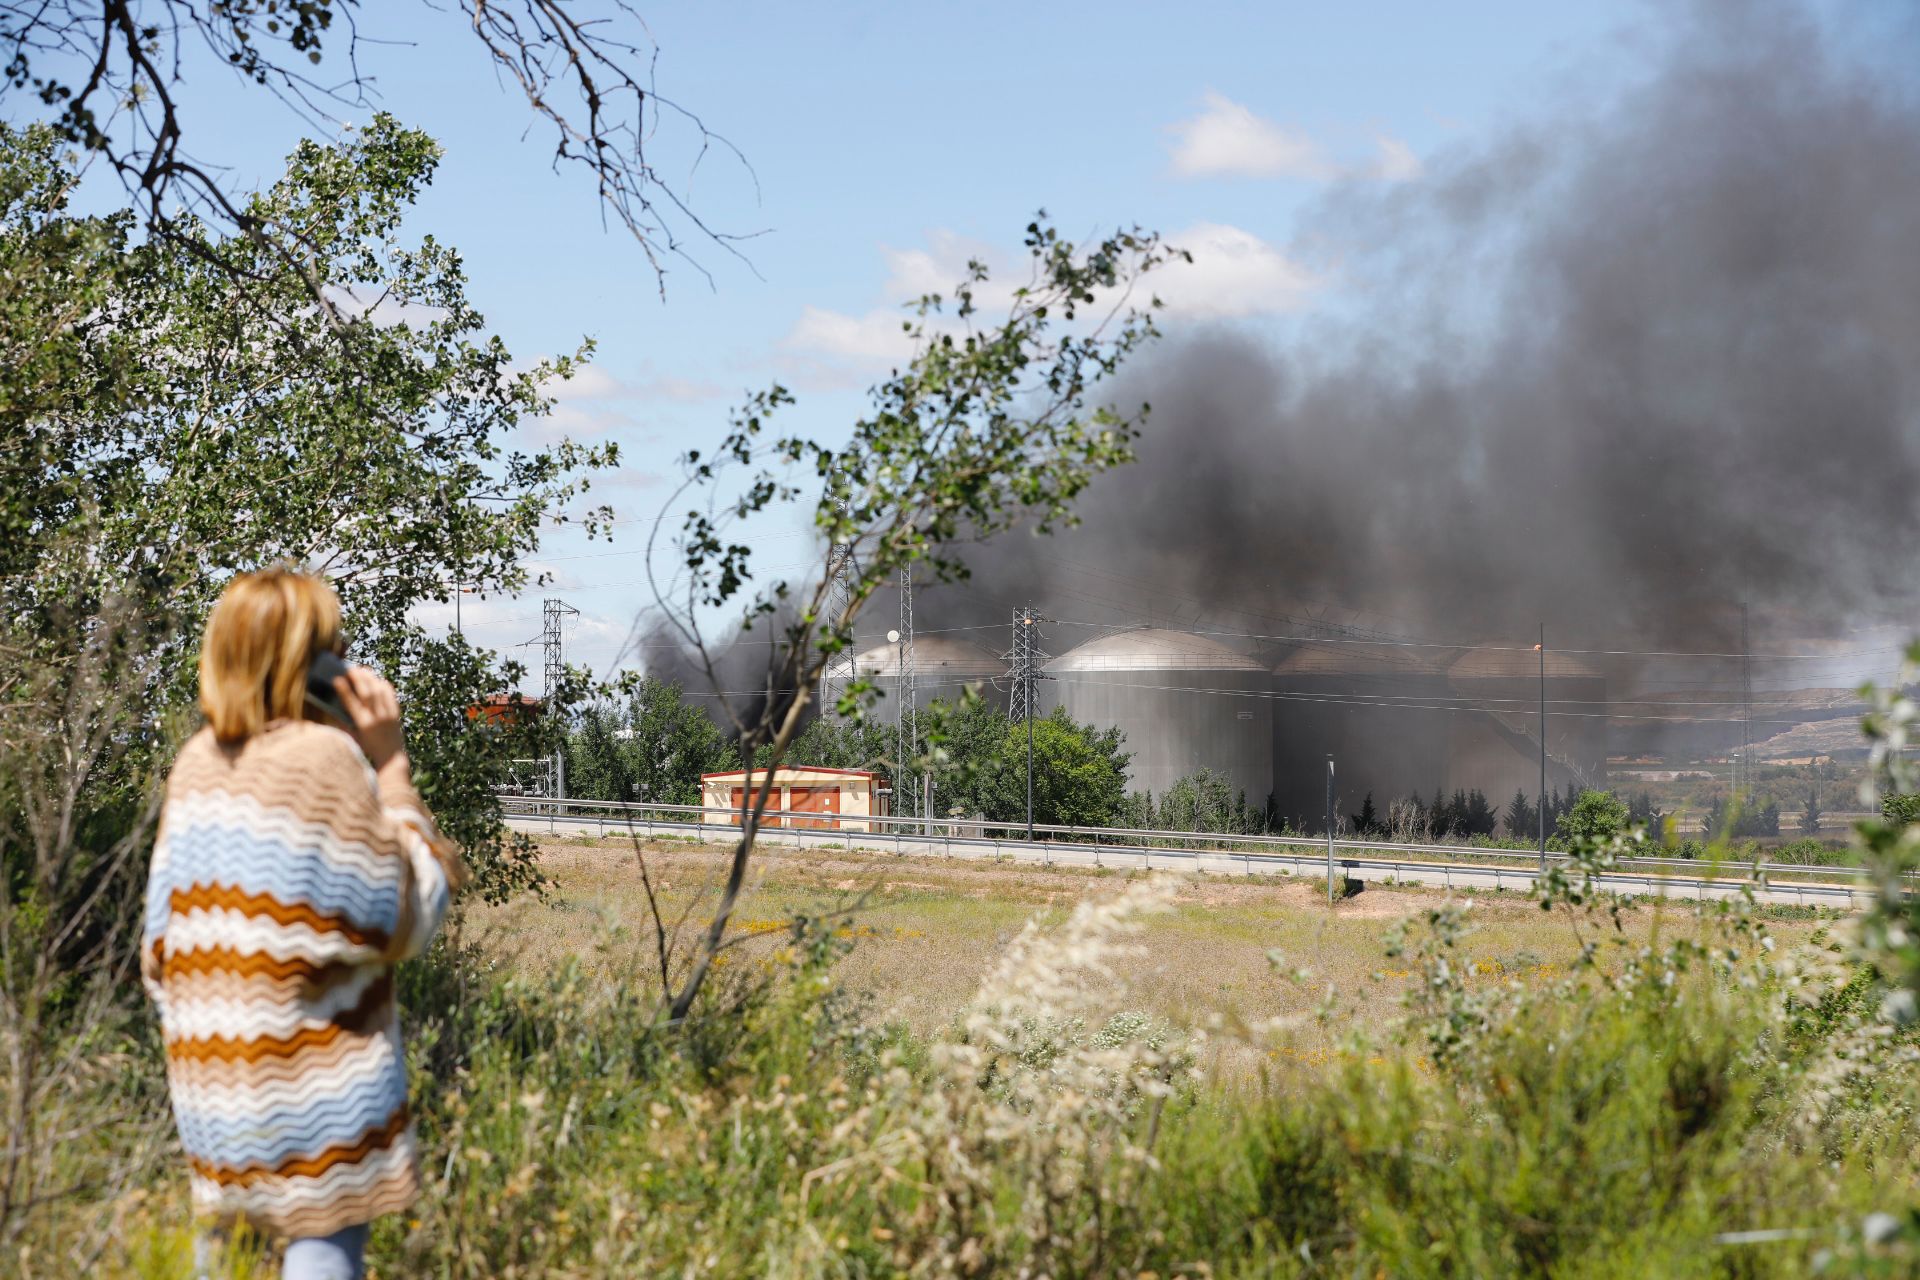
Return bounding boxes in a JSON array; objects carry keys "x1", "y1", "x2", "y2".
[{"x1": 699, "y1": 766, "x2": 888, "y2": 831}]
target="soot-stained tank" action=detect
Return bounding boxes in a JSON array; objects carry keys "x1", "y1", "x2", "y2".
[
  {"x1": 1041, "y1": 627, "x2": 1272, "y2": 805},
  {"x1": 1268, "y1": 641, "x2": 1459, "y2": 830},
  {"x1": 1444, "y1": 646, "x2": 1609, "y2": 800},
  {"x1": 853, "y1": 634, "x2": 1010, "y2": 710}
]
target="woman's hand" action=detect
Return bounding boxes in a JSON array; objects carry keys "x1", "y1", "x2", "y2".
[{"x1": 333, "y1": 665, "x2": 408, "y2": 774}]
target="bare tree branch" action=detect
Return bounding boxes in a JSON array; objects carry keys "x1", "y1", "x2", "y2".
[{"x1": 0, "y1": 1, "x2": 756, "y2": 295}]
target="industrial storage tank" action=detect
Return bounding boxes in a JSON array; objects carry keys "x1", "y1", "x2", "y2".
[
  {"x1": 1445, "y1": 646, "x2": 1609, "y2": 799},
  {"x1": 1267, "y1": 641, "x2": 1459, "y2": 829},
  {"x1": 1041, "y1": 627, "x2": 1272, "y2": 806},
  {"x1": 853, "y1": 635, "x2": 1009, "y2": 709}
]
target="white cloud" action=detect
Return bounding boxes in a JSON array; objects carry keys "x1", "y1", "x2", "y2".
[
  {"x1": 781, "y1": 222, "x2": 1319, "y2": 374},
  {"x1": 540, "y1": 363, "x2": 729, "y2": 405},
  {"x1": 1168, "y1": 91, "x2": 1335, "y2": 180},
  {"x1": 1165, "y1": 93, "x2": 1421, "y2": 185},
  {"x1": 1154, "y1": 222, "x2": 1320, "y2": 317},
  {"x1": 784, "y1": 304, "x2": 919, "y2": 365}
]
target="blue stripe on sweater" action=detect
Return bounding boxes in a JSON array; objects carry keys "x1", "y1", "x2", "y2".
[
  {"x1": 173, "y1": 1068, "x2": 408, "y2": 1166},
  {"x1": 148, "y1": 825, "x2": 403, "y2": 933}
]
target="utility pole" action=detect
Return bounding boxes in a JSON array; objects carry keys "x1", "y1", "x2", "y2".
[
  {"x1": 1537, "y1": 625, "x2": 1547, "y2": 872},
  {"x1": 1326, "y1": 755, "x2": 1336, "y2": 904},
  {"x1": 1009, "y1": 606, "x2": 1048, "y2": 839},
  {"x1": 453, "y1": 583, "x2": 477, "y2": 639},
  {"x1": 1739, "y1": 601, "x2": 1752, "y2": 803}
]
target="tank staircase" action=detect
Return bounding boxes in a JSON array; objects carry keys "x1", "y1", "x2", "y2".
[{"x1": 1472, "y1": 707, "x2": 1602, "y2": 793}]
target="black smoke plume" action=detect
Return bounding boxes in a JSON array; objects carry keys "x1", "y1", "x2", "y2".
[{"x1": 938, "y1": 2, "x2": 1920, "y2": 664}]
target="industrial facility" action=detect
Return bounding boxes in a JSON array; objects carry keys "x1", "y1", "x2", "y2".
[
  {"x1": 806, "y1": 574, "x2": 1613, "y2": 832},
  {"x1": 1041, "y1": 627, "x2": 1273, "y2": 805}
]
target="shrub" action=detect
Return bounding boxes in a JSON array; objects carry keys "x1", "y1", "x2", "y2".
[{"x1": 1556, "y1": 788, "x2": 1630, "y2": 843}]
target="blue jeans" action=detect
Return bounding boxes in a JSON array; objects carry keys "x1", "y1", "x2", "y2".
[
  {"x1": 282, "y1": 1223, "x2": 370, "y2": 1280},
  {"x1": 196, "y1": 1222, "x2": 369, "y2": 1280}
]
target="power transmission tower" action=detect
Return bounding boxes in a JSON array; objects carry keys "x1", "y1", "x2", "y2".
[
  {"x1": 819, "y1": 525, "x2": 858, "y2": 713},
  {"x1": 541, "y1": 598, "x2": 578, "y2": 802},
  {"x1": 896, "y1": 565, "x2": 918, "y2": 821},
  {"x1": 1008, "y1": 605, "x2": 1048, "y2": 723},
  {"x1": 1007, "y1": 606, "x2": 1050, "y2": 838}
]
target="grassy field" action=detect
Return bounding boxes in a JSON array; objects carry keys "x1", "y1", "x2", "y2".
[{"x1": 469, "y1": 834, "x2": 1839, "y2": 1063}]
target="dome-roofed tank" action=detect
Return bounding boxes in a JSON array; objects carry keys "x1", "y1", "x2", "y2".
[
  {"x1": 852, "y1": 634, "x2": 1009, "y2": 710},
  {"x1": 1042, "y1": 627, "x2": 1272, "y2": 807}
]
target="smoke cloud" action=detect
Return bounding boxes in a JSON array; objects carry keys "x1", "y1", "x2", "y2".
[{"x1": 938, "y1": 2, "x2": 1920, "y2": 662}]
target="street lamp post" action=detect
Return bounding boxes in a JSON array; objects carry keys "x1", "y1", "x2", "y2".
[{"x1": 1326, "y1": 755, "x2": 1336, "y2": 905}]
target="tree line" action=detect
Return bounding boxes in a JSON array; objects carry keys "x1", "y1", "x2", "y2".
[{"x1": 563, "y1": 680, "x2": 1710, "y2": 846}]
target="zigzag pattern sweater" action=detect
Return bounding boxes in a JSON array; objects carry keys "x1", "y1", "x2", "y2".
[{"x1": 141, "y1": 721, "x2": 452, "y2": 1238}]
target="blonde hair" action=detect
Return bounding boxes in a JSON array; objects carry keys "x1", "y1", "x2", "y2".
[{"x1": 200, "y1": 569, "x2": 344, "y2": 743}]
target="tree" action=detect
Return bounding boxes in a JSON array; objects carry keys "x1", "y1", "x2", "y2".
[
  {"x1": 0, "y1": 2, "x2": 744, "y2": 289},
  {"x1": 1158, "y1": 768, "x2": 1244, "y2": 834},
  {"x1": 0, "y1": 117, "x2": 606, "y2": 1238},
  {"x1": 1426, "y1": 789, "x2": 1471, "y2": 839},
  {"x1": 919, "y1": 695, "x2": 1014, "y2": 820},
  {"x1": 1350, "y1": 791, "x2": 1381, "y2": 837},
  {"x1": 647, "y1": 217, "x2": 1178, "y2": 1019},
  {"x1": 4, "y1": 116, "x2": 610, "y2": 899},
  {"x1": 1557, "y1": 790, "x2": 1630, "y2": 844},
  {"x1": 1800, "y1": 786, "x2": 1823, "y2": 835},
  {"x1": 1505, "y1": 790, "x2": 1537, "y2": 841},
  {"x1": 566, "y1": 676, "x2": 739, "y2": 806},
  {"x1": 1626, "y1": 790, "x2": 1665, "y2": 838},
  {"x1": 1462, "y1": 788, "x2": 1498, "y2": 838},
  {"x1": 1885, "y1": 792, "x2": 1920, "y2": 828},
  {"x1": 989, "y1": 708, "x2": 1130, "y2": 829}
]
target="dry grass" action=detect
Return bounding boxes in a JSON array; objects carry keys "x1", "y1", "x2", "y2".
[{"x1": 466, "y1": 834, "x2": 1836, "y2": 1060}]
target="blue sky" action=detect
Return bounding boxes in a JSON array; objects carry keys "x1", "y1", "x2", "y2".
[{"x1": 130, "y1": 3, "x2": 1859, "y2": 679}]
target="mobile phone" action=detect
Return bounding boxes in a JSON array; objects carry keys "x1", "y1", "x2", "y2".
[{"x1": 306, "y1": 651, "x2": 353, "y2": 727}]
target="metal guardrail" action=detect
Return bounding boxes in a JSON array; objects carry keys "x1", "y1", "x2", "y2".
[
  {"x1": 497, "y1": 794, "x2": 1891, "y2": 883},
  {"x1": 498, "y1": 796, "x2": 1874, "y2": 906}
]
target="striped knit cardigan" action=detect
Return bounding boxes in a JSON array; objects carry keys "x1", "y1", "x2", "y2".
[{"x1": 141, "y1": 720, "x2": 453, "y2": 1238}]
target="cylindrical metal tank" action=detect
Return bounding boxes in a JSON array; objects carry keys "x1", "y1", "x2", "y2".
[
  {"x1": 853, "y1": 635, "x2": 1010, "y2": 710},
  {"x1": 1444, "y1": 646, "x2": 1609, "y2": 799},
  {"x1": 1268, "y1": 641, "x2": 1459, "y2": 829},
  {"x1": 1041, "y1": 627, "x2": 1272, "y2": 805}
]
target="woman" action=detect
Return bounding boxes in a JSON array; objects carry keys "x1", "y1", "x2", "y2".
[{"x1": 141, "y1": 569, "x2": 467, "y2": 1280}]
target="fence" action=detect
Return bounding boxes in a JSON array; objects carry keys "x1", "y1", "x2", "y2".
[{"x1": 497, "y1": 795, "x2": 1888, "y2": 905}]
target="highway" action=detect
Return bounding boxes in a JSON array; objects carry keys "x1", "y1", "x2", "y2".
[{"x1": 502, "y1": 800, "x2": 1871, "y2": 909}]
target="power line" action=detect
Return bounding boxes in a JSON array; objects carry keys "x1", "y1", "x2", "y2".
[
  {"x1": 1043, "y1": 614, "x2": 1902, "y2": 664},
  {"x1": 678, "y1": 671, "x2": 1828, "y2": 727}
]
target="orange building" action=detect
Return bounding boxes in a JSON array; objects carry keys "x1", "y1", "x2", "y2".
[
  {"x1": 467, "y1": 693, "x2": 542, "y2": 727},
  {"x1": 699, "y1": 766, "x2": 888, "y2": 832}
]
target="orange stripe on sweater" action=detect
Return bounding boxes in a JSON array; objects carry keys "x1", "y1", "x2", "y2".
[
  {"x1": 186, "y1": 1102, "x2": 411, "y2": 1187},
  {"x1": 166, "y1": 975, "x2": 392, "y2": 1064},
  {"x1": 161, "y1": 946, "x2": 359, "y2": 986},
  {"x1": 167, "y1": 883, "x2": 390, "y2": 951}
]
